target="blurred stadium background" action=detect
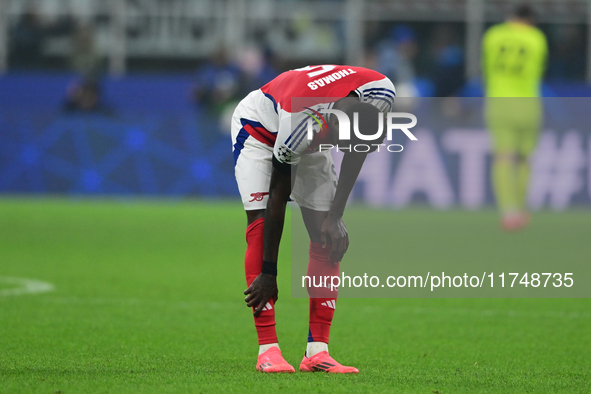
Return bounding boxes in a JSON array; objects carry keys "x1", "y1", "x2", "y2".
[
  {"x1": 0, "y1": 0, "x2": 590, "y2": 208},
  {"x1": 1, "y1": 2, "x2": 590, "y2": 392}
]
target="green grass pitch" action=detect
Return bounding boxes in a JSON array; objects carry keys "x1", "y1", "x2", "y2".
[{"x1": 0, "y1": 198, "x2": 589, "y2": 393}]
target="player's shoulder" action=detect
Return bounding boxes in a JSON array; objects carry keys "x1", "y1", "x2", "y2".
[
  {"x1": 482, "y1": 24, "x2": 500, "y2": 50},
  {"x1": 484, "y1": 22, "x2": 545, "y2": 43},
  {"x1": 485, "y1": 23, "x2": 503, "y2": 33},
  {"x1": 514, "y1": 24, "x2": 548, "y2": 51},
  {"x1": 484, "y1": 23, "x2": 506, "y2": 38},
  {"x1": 262, "y1": 65, "x2": 390, "y2": 113},
  {"x1": 267, "y1": 65, "x2": 387, "y2": 84}
]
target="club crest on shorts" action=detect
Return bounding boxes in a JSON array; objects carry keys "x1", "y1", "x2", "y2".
[{"x1": 249, "y1": 192, "x2": 269, "y2": 202}]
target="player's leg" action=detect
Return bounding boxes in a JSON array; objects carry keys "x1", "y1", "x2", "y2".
[
  {"x1": 244, "y1": 209, "x2": 277, "y2": 348},
  {"x1": 292, "y1": 152, "x2": 358, "y2": 373},
  {"x1": 516, "y1": 101, "x2": 542, "y2": 210},
  {"x1": 244, "y1": 206, "x2": 293, "y2": 373},
  {"x1": 300, "y1": 207, "x2": 337, "y2": 352},
  {"x1": 232, "y1": 112, "x2": 293, "y2": 373},
  {"x1": 509, "y1": 154, "x2": 532, "y2": 230},
  {"x1": 514, "y1": 101, "x2": 542, "y2": 227},
  {"x1": 515, "y1": 154, "x2": 530, "y2": 212},
  {"x1": 487, "y1": 99, "x2": 521, "y2": 229},
  {"x1": 492, "y1": 151, "x2": 521, "y2": 221}
]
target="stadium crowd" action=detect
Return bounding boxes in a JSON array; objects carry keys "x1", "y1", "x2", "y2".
[{"x1": 4, "y1": 2, "x2": 589, "y2": 135}]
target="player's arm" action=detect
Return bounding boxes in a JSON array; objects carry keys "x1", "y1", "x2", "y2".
[
  {"x1": 540, "y1": 31, "x2": 549, "y2": 78},
  {"x1": 321, "y1": 151, "x2": 367, "y2": 263},
  {"x1": 481, "y1": 29, "x2": 491, "y2": 87},
  {"x1": 244, "y1": 160, "x2": 294, "y2": 317},
  {"x1": 245, "y1": 114, "x2": 299, "y2": 317}
]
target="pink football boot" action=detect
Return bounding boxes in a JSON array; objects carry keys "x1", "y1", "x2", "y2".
[
  {"x1": 256, "y1": 347, "x2": 295, "y2": 373},
  {"x1": 299, "y1": 351, "x2": 359, "y2": 374}
]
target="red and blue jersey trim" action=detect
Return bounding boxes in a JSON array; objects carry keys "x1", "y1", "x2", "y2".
[
  {"x1": 240, "y1": 118, "x2": 277, "y2": 147},
  {"x1": 233, "y1": 128, "x2": 250, "y2": 165},
  {"x1": 262, "y1": 92, "x2": 278, "y2": 114},
  {"x1": 233, "y1": 119, "x2": 276, "y2": 165}
]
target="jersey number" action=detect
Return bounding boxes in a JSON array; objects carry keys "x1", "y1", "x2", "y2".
[
  {"x1": 494, "y1": 42, "x2": 528, "y2": 76},
  {"x1": 294, "y1": 65, "x2": 337, "y2": 78}
]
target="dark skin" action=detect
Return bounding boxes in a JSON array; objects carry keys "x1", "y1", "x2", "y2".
[{"x1": 244, "y1": 97, "x2": 368, "y2": 317}]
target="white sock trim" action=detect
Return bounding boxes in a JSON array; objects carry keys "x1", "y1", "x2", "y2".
[
  {"x1": 259, "y1": 343, "x2": 279, "y2": 355},
  {"x1": 306, "y1": 342, "x2": 328, "y2": 357}
]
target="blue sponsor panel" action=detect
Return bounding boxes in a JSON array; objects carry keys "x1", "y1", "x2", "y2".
[
  {"x1": 0, "y1": 73, "x2": 236, "y2": 197},
  {"x1": 0, "y1": 110, "x2": 236, "y2": 196},
  {"x1": 0, "y1": 75, "x2": 590, "y2": 209}
]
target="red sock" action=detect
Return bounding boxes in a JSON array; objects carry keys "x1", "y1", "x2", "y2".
[
  {"x1": 306, "y1": 242, "x2": 339, "y2": 344},
  {"x1": 244, "y1": 218, "x2": 278, "y2": 345}
]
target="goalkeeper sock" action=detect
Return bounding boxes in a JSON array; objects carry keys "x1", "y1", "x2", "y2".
[
  {"x1": 516, "y1": 156, "x2": 531, "y2": 211},
  {"x1": 245, "y1": 218, "x2": 278, "y2": 345},
  {"x1": 307, "y1": 242, "x2": 339, "y2": 344},
  {"x1": 492, "y1": 155, "x2": 518, "y2": 214}
]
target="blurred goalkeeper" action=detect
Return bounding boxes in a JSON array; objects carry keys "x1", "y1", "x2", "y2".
[
  {"x1": 482, "y1": 3, "x2": 548, "y2": 230},
  {"x1": 231, "y1": 65, "x2": 394, "y2": 373}
]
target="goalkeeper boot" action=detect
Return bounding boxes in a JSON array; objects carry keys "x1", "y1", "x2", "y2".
[{"x1": 501, "y1": 211, "x2": 529, "y2": 231}]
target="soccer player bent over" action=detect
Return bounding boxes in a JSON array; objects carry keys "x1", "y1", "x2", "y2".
[{"x1": 231, "y1": 65, "x2": 394, "y2": 373}]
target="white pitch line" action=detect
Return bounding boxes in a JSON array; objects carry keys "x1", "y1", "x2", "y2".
[{"x1": 0, "y1": 276, "x2": 55, "y2": 297}]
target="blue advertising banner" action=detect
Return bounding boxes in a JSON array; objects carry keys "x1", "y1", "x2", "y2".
[{"x1": 1, "y1": 75, "x2": 590, "y2": 210}]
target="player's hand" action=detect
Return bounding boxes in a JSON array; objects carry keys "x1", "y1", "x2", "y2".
[
  {"x1": 320, "y1": 215, "x2": 349, "y2": 263},
  {"x1": 244, "y1": 273, "x2": 278, "y2": 317}
]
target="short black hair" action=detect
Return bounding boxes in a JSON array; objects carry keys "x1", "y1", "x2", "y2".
[{"x1": 514, "y1": 3, "x2": 535, "y2": 20}]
